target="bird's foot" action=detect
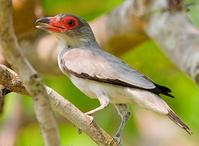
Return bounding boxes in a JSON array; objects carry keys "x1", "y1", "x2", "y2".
[
  {"x1": 84, "y1": 112, "x2": 94, "y2": 125},
  {"x1": 86, "y1": 114, "x2": 94, "y2": 124}
]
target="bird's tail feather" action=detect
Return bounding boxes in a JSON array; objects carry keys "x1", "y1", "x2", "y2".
[{"x1": 167, "y1": 110, "x2": 192, "y2": 135}]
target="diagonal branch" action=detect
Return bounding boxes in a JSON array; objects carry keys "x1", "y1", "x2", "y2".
[
  {"x1": 0, "y1": 0, "x2": 60, "y2": 145},
  {"x1": 0, "y1": 64, "x2": 119, "y2": 146},
  {"x1": 143, "y1": 0, "x2": 199, "y2": 84}
]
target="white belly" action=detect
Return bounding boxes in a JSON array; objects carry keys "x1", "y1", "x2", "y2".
[
  {"x1": 70, "y1": 75, "x2": 133, "y2": 104},
  {"x1": 70, "y1": 75, "x2": 170, "y2": 114}
]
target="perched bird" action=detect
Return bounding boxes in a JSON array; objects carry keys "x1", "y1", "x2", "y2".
[{"x1": 36, "y1": 14, "x2": 192, "y2": 141}]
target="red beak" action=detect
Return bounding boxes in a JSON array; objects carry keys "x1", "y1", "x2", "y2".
[{"x1": 36, "y1": 16, "x2": 65, "y2": 32}]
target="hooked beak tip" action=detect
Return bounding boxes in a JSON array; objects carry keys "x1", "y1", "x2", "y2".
[
  {"x1": 35, "y1": 17, "x2": 52, "y2": 30},
  {"x1": 35, "y1": 17, "x2": 51, "y2": 24}
]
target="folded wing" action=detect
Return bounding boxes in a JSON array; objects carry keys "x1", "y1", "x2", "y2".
[{"x1": 61, "y1": 48, "x2": 173, "y2": 97}]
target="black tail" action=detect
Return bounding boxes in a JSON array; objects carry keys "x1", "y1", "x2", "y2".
[
  {"x1": 153, "y1": 83, "x2": 174, "y2": 98},
  {"x1": 167, "y1": 110, "x2": 192, "y2": 135}
]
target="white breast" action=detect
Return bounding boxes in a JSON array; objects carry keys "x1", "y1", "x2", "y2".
[
  {"x1": 70, "y1": 75, "x2": 133, "y2": 103},
  {"x1": 70, "y1": 75, "x2": 170, "y2": 114}
]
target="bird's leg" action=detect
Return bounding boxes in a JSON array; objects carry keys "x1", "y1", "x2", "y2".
[
  {"x1": 79, "y1": 95, "x2": 109, "y2": 135},
  {"x1": 85, "y1": 94, "x2": 109, "y2": 115},
  {"x1": 114, "y1": 104, "x2": 131, "y2": 142}
]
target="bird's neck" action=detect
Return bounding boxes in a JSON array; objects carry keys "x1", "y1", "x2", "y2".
[{"x1": 58, "y1": 35, "x2": 98, "y2": 51}]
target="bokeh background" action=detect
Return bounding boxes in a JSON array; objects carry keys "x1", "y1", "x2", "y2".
[{"x1": 1, "y1": 0, "x2": 199, "y2": 146}]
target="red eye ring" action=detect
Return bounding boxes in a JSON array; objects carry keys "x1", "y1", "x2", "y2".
[{"x1": 55, "y1": 16, "x2": 79, "y2": 30}]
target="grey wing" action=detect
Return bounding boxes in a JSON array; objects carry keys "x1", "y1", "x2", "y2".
[
  {"x1": 101, "y1": 51, "x2": 173, "y2": 97},
  {"x1": 104, "y1": 52, "x2": 155, "y2": 89},
  {"x1": 61, "y1": 48, "x2": 155, "y2": 89}
]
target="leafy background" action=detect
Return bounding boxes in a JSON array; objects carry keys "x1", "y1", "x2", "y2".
[{"x1": 1, "y1": 0, "x2": 199, "y2": 146}]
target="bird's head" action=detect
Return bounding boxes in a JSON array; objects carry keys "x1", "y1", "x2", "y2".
[{"x1": 36, "y1": 14, "x2": 96, "y2": 48}]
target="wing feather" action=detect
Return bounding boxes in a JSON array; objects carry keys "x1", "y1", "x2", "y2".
[{"x1": 61, "y1": 48, "x2": 155, "y2": 89}]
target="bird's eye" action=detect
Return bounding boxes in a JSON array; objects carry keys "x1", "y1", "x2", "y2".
[
  {"x1": 62, "y1": 16, "x2": 79, "y2": 29},
  {"x1": 67, "y1": 19, "x2": 75, "y2": 27}
]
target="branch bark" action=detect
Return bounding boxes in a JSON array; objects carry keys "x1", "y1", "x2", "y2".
[
  {"x1": 0, "y1": 64, "x2": 119, "y2": 146},
  {"x1": 0, "y1": 0, "x2": 60, "y2": 146},
  {"x1": 143, "y1": 0, "x2": 199, "y2": 83}
]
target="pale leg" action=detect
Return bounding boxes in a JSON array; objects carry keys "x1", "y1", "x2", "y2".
[
  {"x1": 114, "y1": 104, "x2": 131, "y2": 142},
  {"x1": 78, "y1": 93, "x2": 109, "y2": 135},
  {"x1": 85, "y1": 94, "x2": 109, "y2": 115}
]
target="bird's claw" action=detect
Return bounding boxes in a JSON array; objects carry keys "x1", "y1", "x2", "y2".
[{"x1": 85, "y1": 113, "x2": 94, "y2": 125}]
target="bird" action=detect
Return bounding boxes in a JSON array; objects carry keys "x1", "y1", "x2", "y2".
[{"x1": 35, "y1": 14, "x2": 192, "y2": 141}]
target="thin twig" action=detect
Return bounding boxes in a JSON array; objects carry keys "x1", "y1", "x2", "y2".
[{"x1": 0, "y1": 0, "x2": 60, "y2": 145}]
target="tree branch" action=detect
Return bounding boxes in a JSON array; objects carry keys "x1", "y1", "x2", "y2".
[
  {"x1": 0, "y1": 0, "x2": 60, "y2": 145},
  {"x1": 90, "y1": 0, "x2": 149, "y2": 55},
  {"x1": 0, "y1": 64, "x2": 119, "y2": 146},
  {"x1": 143, "y1": 0, "x2": 199, "y2": 83}
]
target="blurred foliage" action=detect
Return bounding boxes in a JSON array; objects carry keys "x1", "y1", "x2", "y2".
[
  {"x1": 42, "y1": 0, "x2": 123, "y2": 20},
  {"x1": 1, "y1": 0, "x2": 199, "y2": 146},
  {"x1": 186, "y1": 0, "x2": 199, "y2": 26}
]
